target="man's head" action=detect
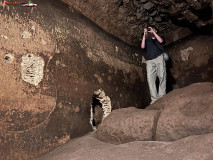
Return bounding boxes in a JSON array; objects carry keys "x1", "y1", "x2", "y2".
[
  {"x1": 148, "y1": 26, "x2": 157, "y2": 38},
  {"x1": 148, "y1": 26, "x2": 157, "y2": 32}
]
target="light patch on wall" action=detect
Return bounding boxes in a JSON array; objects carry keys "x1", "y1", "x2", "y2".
[
  {"x1": 180, "y1": 47, "x2": 193, "y2": 62},
  {"x1": 4, "y1": 54, "x2": 14, "y2": 63},
  {"x1": 115, "y1": 46, "x2": 119, "y2": 52},
  {"x1": 41, "y1": 39, "x2": 47, "y2": 45},
  {"x1": 94, "y1": 73, "x2": 103, "y2": 84},
  {"x1": 142, "y1": 56, "x2": 146, "y2": 64},
  {"x1": 1, "y1": 35, "x2": 8, "y2": 40},
  {"x1": 90, "y1": 89, "x2": 112, "y2": 129},
  {"x1": 21, "y1": 54, "x2": 44, "y2": 86},
  {"x1": 21, "y1": 31, "x2": 31, "y2": 39}
]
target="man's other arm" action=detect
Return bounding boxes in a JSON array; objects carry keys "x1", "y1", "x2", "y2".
[
  {"x1": 149, "y1": 27, "x2": 163, "y2": 44},
  {"x1": 153, "y1": 31, "x2": 163, "y2": 43},
  {"x1": 141, "y1": 28, "x2": 147, "y2": 49}
]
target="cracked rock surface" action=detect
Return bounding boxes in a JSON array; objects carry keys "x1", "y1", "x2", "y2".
[{"x1": 61, "y1": 0, "x2": 213, "y2": 46}]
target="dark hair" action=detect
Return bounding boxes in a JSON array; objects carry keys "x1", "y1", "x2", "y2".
[{"x1": 149, "y1": 26, "x2": 157, "y2": 32}]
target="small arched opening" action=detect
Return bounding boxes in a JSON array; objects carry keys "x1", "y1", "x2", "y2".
[{"x1": 90, "y1": 89, "x2": 112, "y2": 130}]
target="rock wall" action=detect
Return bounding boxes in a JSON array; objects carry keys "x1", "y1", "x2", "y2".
[
  {"x1": 0, "y1": 0, "x2": 212, "y2": 159},
  {"x1": 166, "y1": 34, "x2": 213, "y2": 90},
  {"x1": 61, "y1": 0, "x2": 213, "y2": 46},
  {"x1": 0, "y1": 0, "x2": 149, "y2": 159},
  {"x1": 59, "y1": 0, "x2": 213, "y2": 89}
]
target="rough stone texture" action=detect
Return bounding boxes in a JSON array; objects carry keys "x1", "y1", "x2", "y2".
[
  {"x1": 165, "y1": 35, "x2": 213, "y2": 90},
  {"x1": 96, "y1": 107, "x2": 160, "y2": 144},
  {"x1": 34, "y1": 133, "x2": 213, "y2": 160},
  {"x1": 60, "y1": 0, "x2": 213, "y2": 46},
  {"x1": 148, "y1": 82, "x2": 213, "y2": 111},
  {"x1": 156, "y1": 93, "x2": 213, "y2": 141},
  {"x1": 0, "y1": 0, "x2": 212, "y2": 159},
  {"x1": 0, "y1": 1, "x2": 150, "y2": 159},
  {"x1": 152, "y1": 0, "x2": 213, "y2": 25},
  {"x1": 96, "y1": 83, "x2": 213, "y2": 144},
  {"x1": 147, "y1": 82, "x2": 213, "y2": 141}
]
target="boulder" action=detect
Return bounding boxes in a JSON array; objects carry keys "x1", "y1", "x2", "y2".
[
  {"x1": 147, "y1": 82, "x2": 213, "y2": 141},
  {"x1": 96, "y1": 107, "x2": 159, "y2": 144},
  {"x1": 156, "y1": 92, "x2": 213, "y2": 141},
  {"x1": 97, "y1": 83, "x2": 213, "y2": 143},
  {"x1": 148, "y1": 82, "x2": 213, "y2": 111}
]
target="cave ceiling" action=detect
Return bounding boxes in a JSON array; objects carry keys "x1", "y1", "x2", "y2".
[{"x1": 61, "y1": 0, "x2": 213, "y2": 46}]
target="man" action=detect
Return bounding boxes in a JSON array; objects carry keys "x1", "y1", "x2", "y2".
[{"x1": 141, "y1": 27, "x2": 166, "y2": 105}]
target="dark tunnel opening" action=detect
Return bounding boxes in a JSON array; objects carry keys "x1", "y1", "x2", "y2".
[
  {"x1": 91, "y1": 96, "x2": 103, "y2": 128},
  {"x1": 192, "y1": 5, "x2": 212, "y2": 21}
]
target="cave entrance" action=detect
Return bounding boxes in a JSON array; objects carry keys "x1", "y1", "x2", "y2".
[
  {"x1": 91, "y1": 97, "x2": 103, "y2": 128},
  {"x1": 90, "y1": 89, "x2": 112, "y2": 130}
]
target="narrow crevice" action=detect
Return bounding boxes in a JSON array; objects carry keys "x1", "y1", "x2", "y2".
[{"x1": 151, "y1": 110, "x2": 162, "y2": 141}]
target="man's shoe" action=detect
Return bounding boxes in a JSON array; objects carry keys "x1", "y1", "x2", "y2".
[{"x1": 150, "y1": 100, "x2": 156, "y2": 105}]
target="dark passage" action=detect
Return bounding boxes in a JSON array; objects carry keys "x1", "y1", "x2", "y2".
[{"x1": 92, "y1": 97, "x2": 103, "y2": 127}]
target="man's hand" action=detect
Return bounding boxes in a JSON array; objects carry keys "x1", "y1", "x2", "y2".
[
  {"x1": 141, "y1": 28, "x2": 147, "y2": 49},
  {"x1": 148, "y1": 27, "x2": 156, "y2": 34},
  {"x1": 143, "y1": 28, "x2": 148, "y2": 37},
  {"x1": 147, "y1": 26, "x2": 163, "y2": 43}
]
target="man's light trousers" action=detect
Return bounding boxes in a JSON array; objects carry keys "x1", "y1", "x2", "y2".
[{"x1": 146, "y1": 54, "x2": 166, "y2": 101}]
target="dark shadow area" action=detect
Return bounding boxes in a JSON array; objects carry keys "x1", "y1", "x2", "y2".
[
  {"x1": 155, "y1": 58, "x2": 176, "y2": 95},
  {"x1": 119, "y1": 0, "x2": 124, "y2": 7},
  {"x1": 195, "y1": 24, "x2": 213, "y2": 34},
  {"x1": 166, "y1": 58, "x2": 176, "y2": 93},
  {"x1": 170, "y1": 19, "x2": 213, "y2": 34},
  {"x1": 92, "y1": 97, "x2": 103, "y2": 127},
  {"x1": 191, "y1": 5, "x2": 212, "y2": 21},
  {"x1": 170, "y1": 5, "x2": 213, "y2": 35}
]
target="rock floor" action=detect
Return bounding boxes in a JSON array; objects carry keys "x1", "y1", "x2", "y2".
[{"x1": 34, "y1": 132, "x2": 213, "y2": 160}]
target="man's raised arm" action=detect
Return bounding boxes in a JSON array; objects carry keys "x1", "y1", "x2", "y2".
[
  {"x1": 148, "y1": 27, "x2": 163, "y2": 43},
  {"x1": 141, "y1": 28, "x2": 147, "y2": 49}
]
